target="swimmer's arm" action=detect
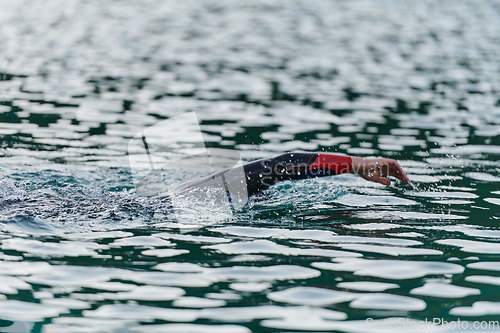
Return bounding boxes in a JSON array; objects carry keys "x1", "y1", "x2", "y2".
[{"x1": 242, "y1": 153, "x2": 410, "y2": 196}]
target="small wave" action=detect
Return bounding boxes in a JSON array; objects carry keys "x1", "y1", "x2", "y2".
[
  {"x1": 0, "y1": 175, "x2": 349, "y2": 234},
  {"x1": 0, "y1": 180, "x2": 172, "y2": 234},
  {"x1": 247, "y1": 178, "x2": 348, "y2": 213},
  {"x1": 0, "y1": 179, "x2": 26, "y2": 201}
]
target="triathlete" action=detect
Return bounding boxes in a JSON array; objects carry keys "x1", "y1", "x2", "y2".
[{"x1": 159, "y1": 152, "x2": 411, "y2": 203}]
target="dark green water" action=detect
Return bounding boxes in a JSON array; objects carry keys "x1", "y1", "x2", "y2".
[{"x1": 1, "y1": 0, "x2": 500, "y2": 332}]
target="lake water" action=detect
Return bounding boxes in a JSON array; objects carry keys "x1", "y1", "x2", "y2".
[{"x1": 1, "y1": 0, "x2": 500, "y2": 332}]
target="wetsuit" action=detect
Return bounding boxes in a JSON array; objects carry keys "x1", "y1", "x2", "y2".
[
  {"x1": 242, "y1": 153, "x2": 352, "y2": 197},
  {"x1": 162, "y1": 153, "x2": 352, "y2": 201}
]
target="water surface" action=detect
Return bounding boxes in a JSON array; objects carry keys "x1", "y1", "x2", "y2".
[{"x1": 1, "y1": 0, "x2": 500, "y2": 332}]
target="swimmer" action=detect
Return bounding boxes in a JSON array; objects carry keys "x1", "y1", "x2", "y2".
[{"x1": 158, "y1": 152, "x2": 410, "y2": 202}]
